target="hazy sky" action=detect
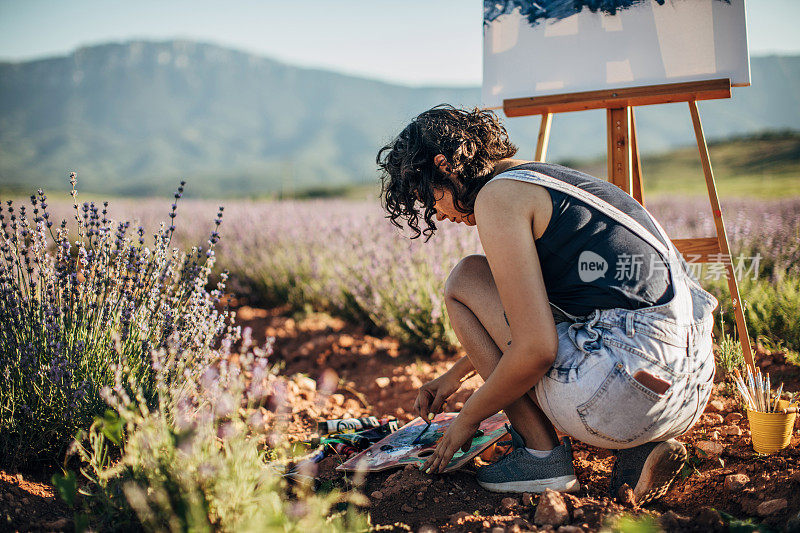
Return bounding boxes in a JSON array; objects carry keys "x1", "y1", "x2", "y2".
[{"x1": 1, "y1": 0, "x2": 798, "y2": 86}]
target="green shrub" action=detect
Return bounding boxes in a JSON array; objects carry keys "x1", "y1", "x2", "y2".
[{"x1": 0, "y1": 176, "x2": 227, "y2": 466}]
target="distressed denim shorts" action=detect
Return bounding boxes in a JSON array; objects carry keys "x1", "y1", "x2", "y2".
[{"x1": 532, "y1": 259, "x2": 719, "y2": 449}]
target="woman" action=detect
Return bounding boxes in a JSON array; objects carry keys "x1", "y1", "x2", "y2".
[{"x1": 376, "y1": 105, "x2": 718, "y2": 504}]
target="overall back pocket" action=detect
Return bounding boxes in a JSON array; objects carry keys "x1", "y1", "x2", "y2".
[{"x1": 577, "y1": 361, "x2": 672, "y2": 445}]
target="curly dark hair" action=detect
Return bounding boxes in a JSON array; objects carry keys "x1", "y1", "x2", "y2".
[{"x1": 376, "y1": 104, "x2": 518, "y2": 240}]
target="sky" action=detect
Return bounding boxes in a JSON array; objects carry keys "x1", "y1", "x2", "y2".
[{"x1": 1, "y1": 0, "x2": 798, "y2": 87}]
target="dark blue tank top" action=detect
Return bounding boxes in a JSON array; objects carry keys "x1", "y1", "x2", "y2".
[{"x1": 501, "y1": 162, "x2": 673, "y2": 317}]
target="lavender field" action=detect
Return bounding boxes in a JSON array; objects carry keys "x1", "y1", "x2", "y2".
[{"x1": 41, "y1": 193, "x2": 800, "y2": 352}]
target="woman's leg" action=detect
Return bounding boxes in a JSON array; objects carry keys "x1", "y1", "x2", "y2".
[{"x1": 444, "y1": 254, "x2": 559, "y2": 451}]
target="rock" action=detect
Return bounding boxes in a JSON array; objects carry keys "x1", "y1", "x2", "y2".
[
  {"x1": 705, "y1": 399, "x2": 726, "y2": 413},
  {"x1": 710, "y1": 430, "x2": 720, "y2": 440},
  {"x1": 417, "y1": 525, "x2": 438, "y2": 533},
  {"x1": 701, "y1": 413, "x2": 724, "y2": 426},
  {"x1": 724, "y1": 412, "x2": 743, "y2": 425},
  {"x1": 720, "y1": 425, "x2": 742, "y2": 436},
  {"x1": 501, "y1": 496, "x2": 517, "y2": 510},
  {"x1": 534, "y1": 489, "x2": 569, "y2": 526},
  {"x1": 757, "y1": 498, "x2": 787, "y2": 516},
  {"x1": 449, "y1": 511, "x2": 471, "y2": 525},
  {"x1": 375, "y1": 377, "x2": 391, "y2": 388},
  {"x1": 370, "y1": 490, "x2": 383, "y2": 499},
  {"x1": 522, "y1": 492, "x2": 534, "y2": 506},
  {"x1": 330, "y1": 393, "x2": 345, "y2": 406},
  {"x1": 401, "y1": 503, "x2": 415, "y2": 513},
  {"x1": 696, "y1": 440, "x2": 725, "y2": 458},
  {"x1": 694, "y1": 507, "x2": 725, "y2": 530},
  {"x1": 41, "y1": 518, "x2": 70, "y2": 530},
  {"x1": 617, "y1": 483, "x2": 636, "y2": 507},
  {"x1": 558, "y1": 526, "x2": 585, "y2": 533},
  {"x1": 491, "y1": 528, "x2": 505, "y2": 533},
  {"x1": 512, "y1": 517, "x2": 533, "y2": 530},
  {"x1": 660, "y1": 510, "x2": 690, "y2": 530},
  {"x1": 296, "y1": 375, "x2": 316, "y2": 391},
  {"x1": 724, "y1": 473, "x2": 749, "y2": 491},
  {"x1": 792, "y1": 471, "x2": 800, "y2": 484}
]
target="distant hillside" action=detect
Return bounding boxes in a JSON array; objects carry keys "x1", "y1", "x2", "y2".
[{"x1": 0, "y1": 40, "x2": 798, "y2": 197}]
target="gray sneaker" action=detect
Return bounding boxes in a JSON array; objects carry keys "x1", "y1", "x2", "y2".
[
  {"x1": 476, "y1": 424, "x2": 581, "y2": 493},
  {"x1": 609, "y1": 439, "x2": 687, "y2": 505}
]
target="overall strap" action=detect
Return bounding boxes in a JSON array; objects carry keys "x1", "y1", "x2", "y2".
[{"x1": 489, "y1": 169, "x2": 676, "y2": 260}]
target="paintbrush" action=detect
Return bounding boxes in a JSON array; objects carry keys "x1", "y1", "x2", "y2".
[
  {"x1": 771, "y1": 382, "x2": 784, "y2": 413},
  {"x1": 412, "y1": 413, "x2": 434, "y2": 445}
]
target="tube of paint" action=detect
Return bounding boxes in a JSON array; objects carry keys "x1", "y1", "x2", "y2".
[{"x1": 317, "y1": 416, "x2": 381, "y2": 434}]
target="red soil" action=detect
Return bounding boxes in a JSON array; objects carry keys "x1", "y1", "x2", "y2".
[{"x1": 3, "y1": 304, "x2": 798, "y2": 532}]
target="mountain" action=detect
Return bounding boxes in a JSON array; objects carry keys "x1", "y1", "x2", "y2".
[{"x1": 1, "y1": 40, "x2": 798, "y2": 197}]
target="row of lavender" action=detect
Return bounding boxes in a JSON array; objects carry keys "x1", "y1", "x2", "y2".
[
  {"x1": 44, "y1": 194, "x2": 800, "y2": 352},
  {"x1": 0, "y1": 184, "x2": 367, "y2": 530}
]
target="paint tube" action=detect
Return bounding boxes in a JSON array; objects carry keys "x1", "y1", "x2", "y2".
[{"x1": 317, "y1": 416, "x2": 381, "y2": 434}]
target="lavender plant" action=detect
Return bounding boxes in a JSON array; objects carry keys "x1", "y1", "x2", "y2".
[
  {"x1": 0, "y1": 174, "x2": 230, "y2": 466},
  {"x1": 67, "y1": 332, "x2": 369, "y2": 532}
]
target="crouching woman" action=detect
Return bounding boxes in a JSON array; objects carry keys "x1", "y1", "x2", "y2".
[{"x1": 376, "y1": 105, "x2": 718, "y2": 504}]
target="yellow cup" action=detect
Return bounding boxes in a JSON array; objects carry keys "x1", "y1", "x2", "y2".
[{"x1": 746, "y1": 400, "x2": 797, "y2": 454}]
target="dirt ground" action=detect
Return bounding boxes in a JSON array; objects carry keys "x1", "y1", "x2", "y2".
[{"x1": 2, "y1": 304, "x2": 799, "y2": 532}]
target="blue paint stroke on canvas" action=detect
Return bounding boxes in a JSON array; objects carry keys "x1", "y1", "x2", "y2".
[{"x1": 484, "y1": 0, "x2": 729, "y2": 28}]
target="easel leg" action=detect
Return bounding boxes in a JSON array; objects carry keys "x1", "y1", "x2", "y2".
[
  {"x1": 688, "y1": 101, "x2": 755, "y2": 370},
  {"x1": 630, "y1": 108, "x2": 645, "y2": 207},
  {"x1": 535, "y1": 113, "x2": 552, "y2": 162},
  {"x1": 606, "y1": 107, "x2": 632, "y2": 195}
]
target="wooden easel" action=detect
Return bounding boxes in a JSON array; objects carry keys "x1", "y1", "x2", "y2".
[{"x1": 503, "y1": 78, "x2": 755, "y2": 369}]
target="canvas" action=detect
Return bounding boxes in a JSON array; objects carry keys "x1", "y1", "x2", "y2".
[
  {"x1": 336, "y1": 412, "x2": 510, "y2": 473},
  {"x1": 483, "y1": 0, "x2": 750, "y2": 108}
]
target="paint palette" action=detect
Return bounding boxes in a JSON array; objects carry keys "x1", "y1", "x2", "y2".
[{"x1": 336, "y1": 412, "x2": 509, "y2": 473}]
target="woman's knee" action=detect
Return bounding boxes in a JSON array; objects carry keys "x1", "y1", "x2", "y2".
[{"x1": 444, "y1": 254, "x2": 491, "y2": 301}]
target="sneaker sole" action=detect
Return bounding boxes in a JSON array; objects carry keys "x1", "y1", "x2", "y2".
[
  {"x1": 633, "y1": 439, "x2": 687, "y2": 505},
  {"x1": 477, "y1": 475, "x2": 581, "y2": 494}
]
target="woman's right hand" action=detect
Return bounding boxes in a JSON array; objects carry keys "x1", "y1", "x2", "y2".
[{"x1": 413, "y1": 371, "x2": 462, "y2": 421}]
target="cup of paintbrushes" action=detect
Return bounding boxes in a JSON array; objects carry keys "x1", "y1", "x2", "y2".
[{"x1": 746, "y1": 399, "x2": 797, "y2": 454}]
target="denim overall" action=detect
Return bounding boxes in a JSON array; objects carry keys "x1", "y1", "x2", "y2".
[{"x1": 489, "y1": 170, "x2": 720, "y2": 449}]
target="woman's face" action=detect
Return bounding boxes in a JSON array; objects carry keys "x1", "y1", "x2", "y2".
[{"x1": 431, "y1": 187, "x2": 476, "y2": 226}]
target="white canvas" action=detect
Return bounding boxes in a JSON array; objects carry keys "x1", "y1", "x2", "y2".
[{"x1": 482, "y1": 0, "x2": 750, "y2": 108}]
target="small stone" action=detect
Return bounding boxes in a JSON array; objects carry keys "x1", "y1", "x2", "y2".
[
  {"x1": 534, "y1": 489, "x2": 569, "y2": 526},
  {"x1": 695, "y1": 507, "x2": 724, "y2": 529},
  {"x1": 757, "y1": 498, "x2": 787, "y2": 516},
  {"x1": 705, "y1": 399, "x2": 725, "y2": 413},
  {"x1": 724, "y1": 473, "x2": 749, "y2": 491},
  {"x1": 482, "y1": 520, "x2": 491, "y2": 529},
  {"x1": 491, "y1": 528, "x2": 505, "y2": 533},
  {"x1": 696, "y1": 440, "x2": 724, "y2": 458},
  {"x1": 720, "y1": 425, "x2": 742, "y2": 436},
  {"x1": 449, "y1": 511, "x2": 471, "y2": 525},
  {"x1": 792, "y1": 471, "x2": 800, "y2": 484},
  {"x1": 522, "y1": 492, "x2": 534, "y2": 506},
  {"x1": 375, "y1": 377, "x2": 391, "y2": 388},
  {"x1": 370, "y1": 491, "x2": 383, "y2": 499},
  {"x1": 501, "y1": 496, "x2": 517, "y2": 510},
  {"x1": 701, "y1": 413, "x2": 724, "y2": 426},
  {"x1": 330, "y1": 393, "x2": 345, "y2": 406},
  {"x1": 401, "y1": 503, "x2": 415, "y2": 513},
  {"x1": 416, "y1": 492, "x2": 425, "y2": 501},
  {"x1": 296, "y1": 375, "x2": 316, "y2": 391},
  {"x1": 617, "y1": 483, "x2": 636, "y2": 507},
  {"x1": 417, "y1": 525, "x2": 438, "y2": 533},
  {"x1": 558, "y1": 526, "x2": 585, "y2": 533},
  {"x1": 512, "y1": 517, "x2": 533, "y2": 529},
  {"x1": 20, "y1": 497, "x2": 29, "y2": 506},
  {"x1": 724, "y1": 412, "x2": 743, "y2": 425},
  {"x1": 41, "y1": 518, "x2": 70, "y2": 530},
  {"x1": 710, "y1": 430, "x2": 720, "y2": 440}
]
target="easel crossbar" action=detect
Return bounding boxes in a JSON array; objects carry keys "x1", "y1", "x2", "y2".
[{"x1": 503, "y1": 79, "x2": 731, "y2": 117}]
